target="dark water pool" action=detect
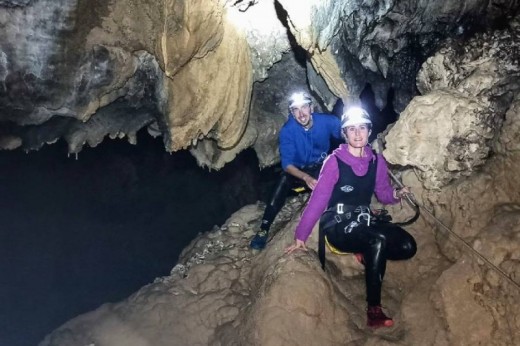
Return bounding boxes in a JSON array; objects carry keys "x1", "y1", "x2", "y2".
[{"x1": 0, "y1": 134, "x2": 276, "y2": 346}]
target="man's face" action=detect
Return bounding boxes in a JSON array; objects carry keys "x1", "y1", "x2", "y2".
[{"x1": 291, "y1": 103, "x2": 312, "y2": 127}]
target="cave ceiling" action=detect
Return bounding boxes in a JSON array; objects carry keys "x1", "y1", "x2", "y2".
[{"x1": 0, "y1": 0, "x2": 519, "y2": 170}]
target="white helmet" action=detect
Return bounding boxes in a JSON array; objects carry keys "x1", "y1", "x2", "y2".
[
  {"x1": 288, "y1": 92, "x2": 312, "y2": 109},
  {"x1": 341, "y1": 107, "x2": 372, "y2": 128}
]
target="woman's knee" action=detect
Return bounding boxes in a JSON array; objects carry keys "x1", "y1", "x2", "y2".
[
  {"x1": 402, "y1": 235, "x2": 417, "y2": 259},
  {"x1": 385, "y1": 226, "x2": 417, "y2": 260}
]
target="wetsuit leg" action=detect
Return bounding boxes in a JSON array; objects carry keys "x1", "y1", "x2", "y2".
[
  {"x1": 259, "y1": 173, "x2": 292, "y2": 232},
  {"x1": 260, "y1": 165, "x2": 319, "y2": 232},
  {"x1": 375, "y1": 224, "x2": 417, "y2": 261},
  {"x1": 325, "y1": 222, "x2": 416, "y2": 306}
]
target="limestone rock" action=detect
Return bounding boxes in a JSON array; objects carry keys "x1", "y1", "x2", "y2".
[
  {"x1": 189, "y1": 123, "x2": 257, "y2": 171},
  {"x1": 0, "y1": 0, "x2": 164, "y2": 153},
  {"x1": 4, "y1": 0, "x2": 519, "y2": 170},
  {"x1": 417, "y1": 24, "x2": 520, "y2": 113},
  {"x1": 384, "y1": 90, "x2": 496, "y2": 189},
  {"x1": 308, "y1": 60, "x2": 340, "y2": 111},
  {"x1": 0, "y1": 0, "x2": 32, "y2": 6},
  {"x1": 226, "y1": 0, "x2": 290, "y2": 82},
  {"x1": 495, "y1": 93, "x2": 520, "y2": 154},
  {"x1": 0, "y1": 134, "x2": 21, "y2": 150},
  {"x1": 278, "y1": 0, "x2": 518, "y2": 112},
  {"x1": 429, "y1": 204, "x2": 520, "y2": 346},
  {"x1": 385, "y1": 19, "x2": 520, "y2": 189},
  {"x1": 162, "y1": 18, "x2": 253, "y2": 151},
  {"x1": 432, "y1": 259, "x2": 495, "y2": 345},
  {"x1": 0, "y1": 0, "x2": 255, "y2": 162}
]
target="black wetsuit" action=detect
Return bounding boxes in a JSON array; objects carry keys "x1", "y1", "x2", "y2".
[
  {"x1": 323, "y1": 157, "x2": 417, "y2": 306},
  {"x1": 260, "y1": 164, "x2": 321, "y2": 232}
]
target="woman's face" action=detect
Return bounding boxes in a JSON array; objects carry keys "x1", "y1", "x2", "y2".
[{"x1": 343, "y1": 124, "x2": 370, "y2": 148}]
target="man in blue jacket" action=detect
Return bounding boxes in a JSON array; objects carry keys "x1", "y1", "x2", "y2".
[{"x1": 250, "y1": 92, "x2": 342, "y2": 250}]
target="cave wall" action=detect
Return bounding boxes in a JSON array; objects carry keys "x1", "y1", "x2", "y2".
[
  {"x1": 278, "y1": 0, "x2": 519, "y2": 111},
  {"x1": 0, "y1": 0, "x2": 255, "y2": 158},
  {"x1": 40, "y1": 15, "x2": 520, "y2": 345},
  {"x1": 2, "y1": 0, "x2": 519, "y2": 169},
  {"x1": 2, "y1": 1, "x2": 520, "y2": 345}
]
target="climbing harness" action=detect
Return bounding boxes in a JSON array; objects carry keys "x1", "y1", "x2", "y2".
[
  {"x1": 318, "y1": 204, "x2": 374, "y2": 269},
  {"x1": 320, "y1": 204, "x2": 372, "y2": 230}
]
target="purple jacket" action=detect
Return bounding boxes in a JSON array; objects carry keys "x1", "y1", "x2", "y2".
[{"x1": 294, "y1": 144, "x2": 399, "y2": 242}]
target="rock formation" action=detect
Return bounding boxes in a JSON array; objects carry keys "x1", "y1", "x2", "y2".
[
  {"x1": 2, "y1": 0, "x2": 518, "y2": 168},
  {"x1": 2, "y1": 0, "x2": 520, "y2": 345},
  {"x1": 40, "y1": 14, "x2": 520, "y2": 345},
  {"x1": 385, "y1": 24, "x2": 520, "y2": 189}
]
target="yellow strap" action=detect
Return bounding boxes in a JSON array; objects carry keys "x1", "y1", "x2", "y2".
[
  {"x1": 292, "y1": 186, "x2": 306, "y2": 193},
  {"x1": 325, "y1": 236, "x2": 350, "y2": 255}
]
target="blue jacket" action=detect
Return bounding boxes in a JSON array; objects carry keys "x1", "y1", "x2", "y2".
[{"x1": 279, "y1": 113, "x2": 342, "y2": 170}]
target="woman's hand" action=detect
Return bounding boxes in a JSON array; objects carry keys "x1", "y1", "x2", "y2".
[
  {"x1": 394, "y1": 186, "x2": 411, "y2": 199},
  {"x1": 302, "y1": 175, "x2": 318, "y2": 190},
  {"x1": 284, "y1": 239, "x2": 307, "y2": 254}
]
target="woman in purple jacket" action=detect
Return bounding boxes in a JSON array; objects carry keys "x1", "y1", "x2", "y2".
[{"x1": 285, "y1": 107, "x2": 417, "y2": 328}]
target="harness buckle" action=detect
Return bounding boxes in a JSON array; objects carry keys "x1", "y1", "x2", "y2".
[
  {"x1": 357, "y1": 212, "x2": 371, "y2": 226},
  {"x1": 344, "y1": 221, "x2": 359, "y2": 234},
  {"x1": 334, "y1": 214, "x2": 342, "y2": 223},
  {"x1": 337, "y1": 203, "x2": 344, "y2": 214}
]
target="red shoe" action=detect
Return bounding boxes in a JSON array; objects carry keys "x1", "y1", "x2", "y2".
[
  {"x1": 367, "y1": 305, "x2": 394, "y2": 328},
  {"x1": 354, "y1": 253, "x2": 365, "y2": 266}
]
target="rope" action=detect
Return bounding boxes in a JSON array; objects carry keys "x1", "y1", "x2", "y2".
[{"x1": 387, "y1": 170, "x2": 520, "y2": 291}]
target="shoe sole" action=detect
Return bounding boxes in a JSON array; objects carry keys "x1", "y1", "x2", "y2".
[
  {"x1": 250, "y1": 241, "x2": 267, "y2": 250},
  {"x1": 367, "y1": 320, "x2": 394, "y2": 328}
]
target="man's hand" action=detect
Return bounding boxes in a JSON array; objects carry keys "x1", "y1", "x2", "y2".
[
  {"x1": 284, "y1": 239, "x2": 307, "y2": 254},
  {"x1": 285, "y1": 165, "x2": 318, "y2": 190},
  {"x1": 302, "y1": 175, "x2": 318, "y2": 190}
]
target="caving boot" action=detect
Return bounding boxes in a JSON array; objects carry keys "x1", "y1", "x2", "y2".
[
  {"x1": 250, "y1": 230, "x2": 268, "y2": 250},
  {"x1": 367, "y1": 305, "x2": 394, "y2": 328}
]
